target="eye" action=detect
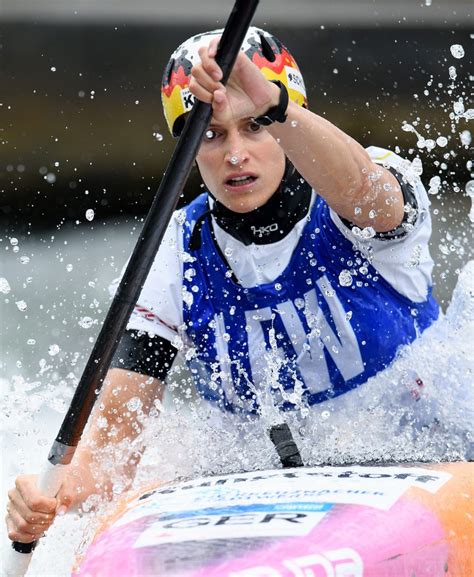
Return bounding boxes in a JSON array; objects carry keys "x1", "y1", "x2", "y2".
[
  {"x1": 204, "y1": 129, "x2": 218, "y2": 141},
  {"x1": 248, "y1": 121, "x2": 263, "y2": 133}
]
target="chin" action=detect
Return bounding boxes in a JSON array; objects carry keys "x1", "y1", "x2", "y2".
[{"x1": 221, "y1": 191, "x2": 271, "y2": 214}]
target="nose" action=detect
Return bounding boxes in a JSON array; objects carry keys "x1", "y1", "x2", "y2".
[{"x1": 224, "y1": 129, "x2": 249, "y2": 167}]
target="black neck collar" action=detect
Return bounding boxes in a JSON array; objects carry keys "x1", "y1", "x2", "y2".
[{"x1": 210, "y1": 163, "x2": 312, "y2": 246}]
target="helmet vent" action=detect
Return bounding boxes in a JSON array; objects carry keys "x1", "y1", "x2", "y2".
[
  {"x1": 259, "y1": 34, "x2": 276, "y2": 62},
  {"x1": 163, "y1": 58, "x2": 175, "y2": 86}
]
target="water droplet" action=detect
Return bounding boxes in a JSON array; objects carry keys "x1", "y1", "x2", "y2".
[
  {"x1": 425, "y1": 139, "x2": 436, "y2": 151},
  {"x1": 274, "y1": 283, "x2": 282, "y2": 291},
  {"x1": 439, "y1": 243, "x2": 450, "y2": 256},
  {"x1": 321, "y1": 410, "x2": 330, "y2": 420},
  {"x1": 460, "y1": 130, "x2": 472, "y2": 147},
  {"x1": 424, "y1": 0, "x2": 432, "y2": 5},
  {"x1": 0, "y1": 278, "x2": 11, "y2": 294},
  {"x1": 428, "y1": 176, "x2": 441, "y2": 195},
  {"x1": 463, "y1": 109, "x2": 474, "y2": 121},
  {"x1": 291, "y1": 120, "x2": 298, "y2": 127},
  {"x1": 401, "y1": 123, "x2": 415, "y2": 133},
  {"x1": 352, "y1": 226, "x2": 376, "y2": 240},
  {"x1": 126, "y1": 396, "x2": 142, "y2": 412},
  {"x1": 450, "y1": 44, "x2": 465, "y2": 59},
  {"x1": 48, "y1": 344, "x2": 60, "y2": 356},
  {"x1": 224, "y1": 247, "x2": 233, "y2": 257},
  {"x1": 66, "y1": 264, "x2": 73, "y2": 272},
  {"x1": 339, "y1": 269, "x2": 353, "y2": 287},
  {"x1": 50, "y1": 66, "x2": 56, "y2": 72},
  {"x1": 345, "y1": 310, "x2": 353, "y2": 321},
  {"x1": 436, "y1": 136, "x2": 448, "y2": 147},
  {"x1": 97, "y1": 416, "x2": 108, "y2": 429},
  {"x1": 10, "y1": 238, "x2": 18, "y2": 246},
  {"x1": 453, "y1": 99, "x2": 465, "y2": 115},
  {"x1": 27, "y1": 338, "x2": 36, "y2": 345},
  {"x1": 448, "y1": 66, "x2": 457, "y2": 80},
  {"x1": 85, "y1": 208, "x2": 95, "y2": 221},
  {"x1": 79, "y1": 316, "x2": 94, "y2": 329},
  {"x1": 16, "y1": 300, "x2": 27, "y2": 311},
  {"x1": 411, "y1": 157, "x2": 423, "y2": 176},
  {"x1": 44, "y1": 173, "x2": 56, "y2": 184},
  {"x1": 153, "y1": 132, "x2": 164, "y2": 142},
  {"x1": 294, "y1": 298, "x2": 305, "y2": 310},
  {"x1": 19, "y1": 256, "x2": 30, "y2": 264}
]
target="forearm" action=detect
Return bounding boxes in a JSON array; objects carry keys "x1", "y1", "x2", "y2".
[
  {"x1": 71, "y1": 368, "x2": 165, "y2": 499},
  {"x1": 268, "y1": 97, "x2": 405, "y2": 232}
]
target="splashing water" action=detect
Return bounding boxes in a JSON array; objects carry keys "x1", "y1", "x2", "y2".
[
  {"x1": 1, "y1": 261, "x2": 472, "y2": 576},
  {"x1": 466, "y1": 180, "x2": 474, "y2": 223}
]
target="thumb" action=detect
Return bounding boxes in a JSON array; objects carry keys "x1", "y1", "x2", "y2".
[{"x1": 55, "y1": 485, "x2": 74, "y2": 516}]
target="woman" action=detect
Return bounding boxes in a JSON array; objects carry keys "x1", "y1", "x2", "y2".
[{"x1": 6, "y1": 27, "x2": 439, "y2": 545}]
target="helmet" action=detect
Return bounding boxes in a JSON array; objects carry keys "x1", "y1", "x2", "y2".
[{"x1": 161, "y1": 27, "x2": 307, "y2": 137}]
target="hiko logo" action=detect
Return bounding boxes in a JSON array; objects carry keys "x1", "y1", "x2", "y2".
[{"x1": 251, "y1": 223, "x2": 279, "y2": 237}]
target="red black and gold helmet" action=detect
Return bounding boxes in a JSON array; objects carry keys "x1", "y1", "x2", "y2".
[{"x1": 161, "y1": 27, "x2": 307, "y2": 137}]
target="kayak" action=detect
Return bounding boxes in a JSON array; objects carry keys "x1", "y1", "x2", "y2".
[{"x1": 73, "y1": 461, "x2": 473, "y2": 576}]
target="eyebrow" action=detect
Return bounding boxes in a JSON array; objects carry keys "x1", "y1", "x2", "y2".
[{"x1": 208, "y1": 117, "x2": 255, "y2": 130}]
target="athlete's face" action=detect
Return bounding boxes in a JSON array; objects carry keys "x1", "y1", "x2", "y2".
[{"x1": 196, "y1": 116, "x2": 286, "y2": 213}]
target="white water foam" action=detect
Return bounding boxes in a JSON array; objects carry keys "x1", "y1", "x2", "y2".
[{"x1": 1, "y1": 261, "x2": 471, "y2": 577}]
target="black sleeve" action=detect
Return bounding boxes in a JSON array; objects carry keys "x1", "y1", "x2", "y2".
[
  {"x1": 110, "y1": 329, "x2": 178, "y2": 381},
  {"x1": 340, "y1": 166, "x2": 419, "y2": 241}
]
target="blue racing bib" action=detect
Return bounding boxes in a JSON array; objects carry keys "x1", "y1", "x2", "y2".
[{"x1": 181, "y1": 192, "x2": 439, "y2": 415}]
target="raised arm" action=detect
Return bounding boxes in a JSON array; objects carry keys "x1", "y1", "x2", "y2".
[{"x1": 190, "y1": 38, "x2": 404, "y2": 232}]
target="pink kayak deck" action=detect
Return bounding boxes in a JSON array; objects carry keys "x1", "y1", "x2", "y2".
[{"x1": 74, "y1": 462, "x2": 473, "y2": 577}]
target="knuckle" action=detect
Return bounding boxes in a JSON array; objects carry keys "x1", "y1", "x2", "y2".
[
  {"x1": 191, "y1": 62, "x2": 202, "y2": 75},
  {"x1": 15, "y1": 475, "x2": 28, "y2": 488},
  {"x1": 7, "y1": 529, "x2": 19, "y2": 541},
  {"x1": 29, "y1": 496, "x2": 42, "y2": 510},
  {"x1": 17, "y1": 519, "x2": 31, "y2": 532}
]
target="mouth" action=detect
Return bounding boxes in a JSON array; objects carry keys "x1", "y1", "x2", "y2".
[{"x1": 224, "y1": 175, "x2": 258, "y2": 189}]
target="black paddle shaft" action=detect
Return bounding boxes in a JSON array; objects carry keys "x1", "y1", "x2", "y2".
[{"x1": 47, "y1": 0, "x2": 260, "y2": 464}]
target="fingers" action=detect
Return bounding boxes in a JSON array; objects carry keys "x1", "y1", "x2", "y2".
[
  {"x1": 199, "y1": 39, "x2": 222, "y2": 80},
  {"x1": 207, "y1": 36, "x2": 220, "y2": 59},
  {"x1": 188, "y1": 42, "x2": 225, "y2": 105},
  {"x1": 189, "y1": 70, "x2": 224, "y2": 104},
  {"x1": 8, "y1": 488, "x2": 55, "y2": 526},
  {"x1": 5, "y1": 475, "x2": 58, "y2": 543},
  {"x1": 5, "y1": 504, "x2": 47, "y2": 542}
]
